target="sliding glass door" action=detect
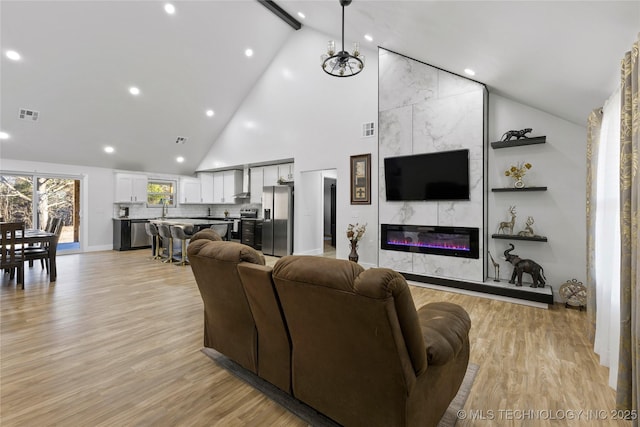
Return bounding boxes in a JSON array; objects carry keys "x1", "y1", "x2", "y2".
[{"x1": 0, "y1": 174, "x2": 81, "y2": 251}]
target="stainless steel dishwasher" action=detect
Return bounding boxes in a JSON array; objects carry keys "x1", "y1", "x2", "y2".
[
  {"x1": 130, "y1": 220, "x2": 151, "y2": 248},
  {"x1": 113, "y1": 219, "x2": 152, "y2": 250}
]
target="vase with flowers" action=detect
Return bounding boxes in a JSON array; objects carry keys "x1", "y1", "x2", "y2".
[
  {"x1": 504, "y1": 161, "x2": 532, "y2": 188},
  {"x1": 346, "y1": 223, "x2": 367, "y2": 263}
]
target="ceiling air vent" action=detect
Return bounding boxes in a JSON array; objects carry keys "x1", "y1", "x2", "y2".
[
  {"x1": 175, "y1": 136, "x2": 188, "y2": 144},
  {"x1": 362, "y1": 122, "x2": 375, "y2": 137},
  {"x1": 18, "y1": 108, "x2": 40, "y2": 122}
]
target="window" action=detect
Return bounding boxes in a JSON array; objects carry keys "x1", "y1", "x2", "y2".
[{"x1": 147, "y1": 180, "x2": 176, "y2": 207}]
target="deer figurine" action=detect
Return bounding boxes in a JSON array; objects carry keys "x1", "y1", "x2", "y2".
[
  {"x1": 518, "y1": 216, "x2": 535, "y2": 237},
  {"x1": 497, "y1": 206, "x2": 516, "y2": 235}
]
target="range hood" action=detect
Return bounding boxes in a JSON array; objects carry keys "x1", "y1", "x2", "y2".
[{"x1": 233, "y1": 167, "x2": 251, "y2": 199}]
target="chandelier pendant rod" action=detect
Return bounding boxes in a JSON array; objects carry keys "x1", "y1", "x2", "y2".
[{"x1": 341, "y1": 3, "x2": 345, "y2": 54}]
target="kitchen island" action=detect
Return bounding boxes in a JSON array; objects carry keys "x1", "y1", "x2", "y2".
[{"x1": 149, "y1": 218, "x2": 231, "y2": 239}]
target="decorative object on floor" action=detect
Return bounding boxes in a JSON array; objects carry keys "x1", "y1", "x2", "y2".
[
  {"x1": 321, "y1": 0, "x2": 365, "y2": 77},
  {"x1": 504, "y1": 161, "x2": 532, "y2": 188},
  {"x1": 350, "y1": 153, "x2": 371, "y2": 204},
  {"x1": 501, "y1": 128, "x2": 533, "y2": 141},
  {"x1": 504, "y1": 243, "x2": 547, "y2": 287},
  {"x1": 346, "y1": 222, "x2": 366, "y2": 263},
  {"x1": 497, "y1": 206, "x2": 517, "y2": 235},
  {"x1": 559, "y1": 279, "x2": 587, "y2": 310},
  {"x1": 201, "y1": 348, "x2": 478, "y2": 427},
  {"x1": 488, "y1": 251, "x2": 500, "y2": 282}
]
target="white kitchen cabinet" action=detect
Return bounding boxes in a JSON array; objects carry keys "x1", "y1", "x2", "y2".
[
  {"x1": 278, "y1": 163, "x2": 294, "y2": 183},
  {"x1": 212, "y1": 173, "x2": 224, "y2": 204},
  {"x1": 212, "y1": 170, "x2": 242, "y2": 204},
  {"x1": 263, "y1": 165, "x2": 279, "y2": 187},
  {"x1": 115, "y1": 173, "x2": 148, "y2": 203},
  {"x1": 199, "y1": 173, "x2": 214, "y2": 204},
  {"x1": 179, "y1": 177, "x2": 201, "y2": 204},
  {"x1": 250, "y1": 167, "x2": 264, "y2": 204}
]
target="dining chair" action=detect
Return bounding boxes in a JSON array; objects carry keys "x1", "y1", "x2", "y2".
[
  {"x1": 25, "y1": 216, "x2": 56, "y2": 268},
  {"x1": 24, "y1": 217, "x2": 63, "y2": 274},
  {"x1": 1, "y1": 222, "x2": 25, "y2": 288}
]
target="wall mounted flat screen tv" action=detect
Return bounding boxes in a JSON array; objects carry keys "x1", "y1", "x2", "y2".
[{"x1": 384, "y1": 149, "x2": 470, "y2": 201}]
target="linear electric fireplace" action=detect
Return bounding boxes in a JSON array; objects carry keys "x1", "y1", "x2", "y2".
[{"x1": 381, "y1": 224, "x2": 479, "y2": 259}]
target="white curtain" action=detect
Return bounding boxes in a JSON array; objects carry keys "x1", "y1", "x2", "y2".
[{"x1": 593, "y1": 87, "x2": 621, "y2": 388}]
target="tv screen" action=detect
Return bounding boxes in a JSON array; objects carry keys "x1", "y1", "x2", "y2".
[{"x1": 384, "y1": 149, "x2": 470, "y2": 201}]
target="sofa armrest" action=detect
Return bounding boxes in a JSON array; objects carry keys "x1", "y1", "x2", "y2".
[{"x1": 418, "y1": 302, "x2": 471, "y2": 366}]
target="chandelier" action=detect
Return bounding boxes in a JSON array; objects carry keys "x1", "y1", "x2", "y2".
[{"x1": 321, "y1": 0, "x2": 365, "y2": 77}]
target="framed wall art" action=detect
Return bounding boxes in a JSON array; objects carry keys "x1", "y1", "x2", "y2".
[{"x1": 350, "y1": 153, "x2": 371, "y2": 205}]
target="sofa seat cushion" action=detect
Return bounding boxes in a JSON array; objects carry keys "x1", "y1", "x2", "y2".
[{"x1": 418, "y1": 302, "x2": 471, "y2": 366}]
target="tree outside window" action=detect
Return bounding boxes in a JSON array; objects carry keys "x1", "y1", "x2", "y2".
[{"x1": 147, "y1": 180, "x2": 175, "y2": 207}]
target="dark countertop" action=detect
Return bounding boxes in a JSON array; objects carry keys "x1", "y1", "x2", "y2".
[{"x1": 114, "y1": 216, "x2": 244, "y2": 221}]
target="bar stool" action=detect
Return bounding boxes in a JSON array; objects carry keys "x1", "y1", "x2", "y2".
[
  {"x1": 210, "y1": 224, "x2": 230, "y2": 241},
  {"x1": 145, "y1": 223, "x2": 162, "y2": 260},
  {"x1": 157, "y1": 224, "x2": 174, "y2": 263},
  {"x1": 171, "y1": 225, "x2": 194, "y2": 266}
]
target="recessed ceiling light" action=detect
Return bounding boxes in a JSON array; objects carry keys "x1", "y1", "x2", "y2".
[
  {"x1": 129, "y1": 86, "x2": 140, "y2": 95},
  {"x1": 464, "y1": 68, "x2": 476, "y2": 76},
  {"x1": 176, "y1": 156, "x2": 185, "y2": 163},
  {"x1": 104, "y1": 146, "x2": 114, "y2": 153},
  {"x1": 5, "y1": 50, "x2": 21, "y2": 61},
  {"x1": 164, "y1": 3, "x2": 175, "y2": 14},
  {"x1": 206, "y1": 109, "x2": 215, "y2": 117},
  {"x1": 245, "y1": 48, "x2": 254, "y2": 58},
  {"x1": 364, "y1": 34, "x2": 373, "y2": 42},
  {"x1": 297, "y1": 12, "x2": 305, "y2": 19},
  {"x1": 0, "y1": 131, "x2": 10, "y2": 140}
]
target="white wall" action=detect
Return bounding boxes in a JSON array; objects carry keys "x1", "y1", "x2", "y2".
[
  {"x1": 1, "y1": 158, "x2": 114, "y2": 251},
  {"x1": 197, "y1": 27, "x2": 379, "y2": 265},
  {"x1": 488, "y1": 94, "x2": 587, "y2": 298}
]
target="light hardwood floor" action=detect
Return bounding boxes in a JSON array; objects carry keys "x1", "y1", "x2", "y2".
[{"x1": 1, "y1": 250, "x2": 627, "y2": 426}]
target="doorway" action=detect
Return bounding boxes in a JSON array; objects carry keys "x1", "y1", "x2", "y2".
[
  {"x1": 323, "y1": 177, "x2": 337, "y2": 252},
  {"x1": 0, "y1": 174, "x2": 81, "y2": 251},
  {"x1": 321, "y1": 170, "x2": 337, "y2": 258}
]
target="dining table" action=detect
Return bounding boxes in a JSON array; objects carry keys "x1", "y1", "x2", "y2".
[{"x1": 19, "y1": 229, "x2": 58, "y2": 282}]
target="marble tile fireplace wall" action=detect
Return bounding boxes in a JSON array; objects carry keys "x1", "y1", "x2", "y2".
[{"x1": 378, "y1": 48, "x2": 487, "y2": 283}]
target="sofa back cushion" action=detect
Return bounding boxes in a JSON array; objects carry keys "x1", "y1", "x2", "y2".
[
  {"x1": 187, "y1": 239, "x2": 264, "y2": 372},
  {"x1": 189, "y1": 228, "x2": 223, "y2": 243},
  {"x1": 271, "y1": 255, "x2": 427, "y2": 427},
  {"x1": 237, "y1": 263, "x2": 292, "y2": 393}
]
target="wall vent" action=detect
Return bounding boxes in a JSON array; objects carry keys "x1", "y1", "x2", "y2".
[
  {"x1": 175, "y1": 136, "x2": 188, "y2": 144},
  {"x1": 19, "y1": 108, "x2": 40, "y2": 122},
  {"x1": 362, "y1": 122, "x2": 375, "y2": 137}
]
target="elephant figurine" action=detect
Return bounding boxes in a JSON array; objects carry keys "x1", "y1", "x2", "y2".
[{"x1": 504, "y1": 244, "x2": 546, "y2": 288}]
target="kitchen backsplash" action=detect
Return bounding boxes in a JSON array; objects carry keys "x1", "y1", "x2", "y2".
[{"x1": 114, "y1": 203, "x2": 262, "y2": 219}]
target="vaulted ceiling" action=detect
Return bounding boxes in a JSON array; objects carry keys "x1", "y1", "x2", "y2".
[{"x1": 1, "y1": 1, "x2": 637, "y2": 175}]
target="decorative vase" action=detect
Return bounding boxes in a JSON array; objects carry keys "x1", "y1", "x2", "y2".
[
  {"x1": 348, "y1": 241, "x2": 359, "y2": 263},
  {"x1": 514, "y1": 178, "x2": 525, "y2": 188}
]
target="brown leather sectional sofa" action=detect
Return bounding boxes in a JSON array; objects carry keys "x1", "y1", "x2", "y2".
[{"x1": 187, "y1": 230, "x2": 472, "y2": 427}]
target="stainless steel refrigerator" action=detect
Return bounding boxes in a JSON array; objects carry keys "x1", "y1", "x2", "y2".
[{"x1": 262, "y1": 185, "x2": 293, "y2": 256}]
